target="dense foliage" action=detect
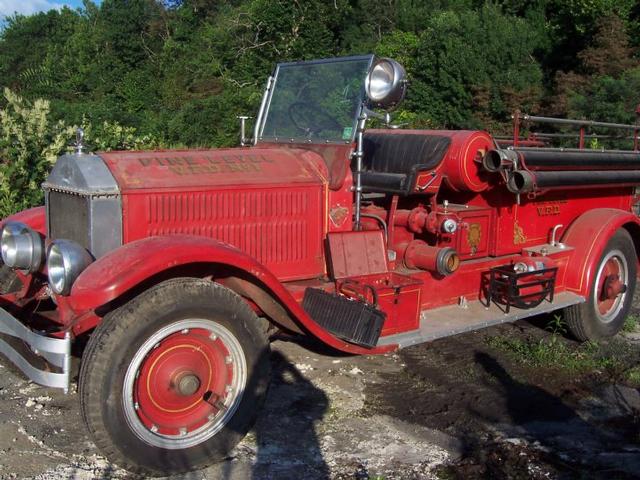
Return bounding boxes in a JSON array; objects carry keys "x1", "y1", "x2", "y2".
[
  {"x1": 0, "y1": 0, "x2": 639, "y2": 215},
  {"x1": 0, "y1": 0, "x2": 638, "y2": 145},
  {"x1": 0, "y1": 88, "x2": 71, "y2": 215},
  {"x1": 0, "y1": 88, "x2": 159, "y2": 217}
]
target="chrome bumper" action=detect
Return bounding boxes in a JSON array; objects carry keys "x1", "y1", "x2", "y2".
[{"x1": 0, "y1": 307, "x2": 71, "y2": 392}]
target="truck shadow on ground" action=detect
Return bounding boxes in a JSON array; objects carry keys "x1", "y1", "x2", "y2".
[
  {"x1": 365, "y1": 326, "x2": 640, "y2": 479},
  {"x1": 207, "y1": 349, "x2": 330, "y2": 480},
  {"x1": 250, "y1": 350, "x2": 330, "y2": 479},
  {"x1": 26, "y1": 343, "x2": 331, "y2": 480},
  {"x1": 473, "y1": 351, "x2": 583, "y2": 425},
  {"x1": 459, "y1": 351, "x2": 638, "y2": 479}
]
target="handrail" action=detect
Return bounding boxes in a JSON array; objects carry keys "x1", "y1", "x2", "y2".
[
  {"x1": 496, "y1": 133, "x2": 638, "y2": 141},
  {"x1": 510, "y1": 110, "x2": 640, "y2": 151},
  {"x1": 518, "y1": 113, "x2": 638, "y2": 131}
]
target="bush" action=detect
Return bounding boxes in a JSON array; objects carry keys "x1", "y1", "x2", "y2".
[
  {"x1": 0, "y1": 88, "x2": 164, "y2": 218},
  {"x1": 0, "y1": 88, "x2": 73, "y2": 217},
  {"x1": 81, "y1": 120, "x2": 163, "y2": 152}
]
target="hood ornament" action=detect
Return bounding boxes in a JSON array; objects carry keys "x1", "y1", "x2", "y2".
[{"x1": 74, "y1": 127, "x2": 85, "y2": 155}]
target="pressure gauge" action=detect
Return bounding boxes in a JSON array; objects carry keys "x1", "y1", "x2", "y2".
[{"x1": 441, "y1": 218, "x2": 458, "y2": 234}]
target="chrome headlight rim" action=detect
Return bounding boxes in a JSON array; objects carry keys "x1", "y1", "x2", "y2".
[
  {"x1": 47, "y1": 239, "x2": 93, "y2": 296},
  {"x1": 365, "y1": 57, "x2": 407, "y2": 111},
  {"x1": 1, "y1": 221, "x2": 44, "y2": 273}
]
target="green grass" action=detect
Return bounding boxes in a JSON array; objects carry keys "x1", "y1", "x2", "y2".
[
  {"x1": 486, "y1": 331, "x2": 637, "y2": 377},
  {"x1": 623, "y1": 314, "x2": 639, "y2": 333},
  {"x1": 486, "y1": 314, "x2": 639, "y2": 378},
  {"x1": 627, "y1": 366, "x2": 640, "y2": 386},
  {"x1": 487, "y1": 335, "x2": 594, "y2": 372}
]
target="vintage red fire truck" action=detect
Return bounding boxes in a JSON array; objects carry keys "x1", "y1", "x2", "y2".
[{"x1": 1, "y1": 54, "x2": 639, "y2": 474}]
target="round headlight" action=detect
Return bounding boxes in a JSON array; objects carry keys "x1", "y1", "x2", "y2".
[
  {"x1": 47, "y1": 240, "x2": 93, "y2": 295},
  {"x1": 365, "y1": 58, "x2": 407, "y2": 110},
  {"x1": 1, "y1": 222, "x2": 44, "y2": 272}
]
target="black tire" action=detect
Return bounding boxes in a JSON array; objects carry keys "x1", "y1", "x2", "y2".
[
  {"x1": 565, "y1": 229, "x2": 637, "y2": 341},
  {"x1": 79, "y1": 278, "x2": 270, "y2": 476}
]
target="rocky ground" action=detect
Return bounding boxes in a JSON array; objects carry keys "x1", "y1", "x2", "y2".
[{"x1": 0, "y1": 309, "x2": 638, "y2": 479}]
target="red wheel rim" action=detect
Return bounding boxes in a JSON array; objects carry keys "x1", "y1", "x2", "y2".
[
  {"x1": 134, "y1": 327, "x2": 233, "y2": 436},
  {"x1": 594, "y1": 251, "x2": 628, "y2": 322},
  {"x1": 123, "y1": 319, "x2": 247, "y2": 449}
]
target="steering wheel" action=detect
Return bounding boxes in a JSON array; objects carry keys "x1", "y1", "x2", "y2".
[{"x1": 287, "y1": 101, "x2": 343, "y2": 137}]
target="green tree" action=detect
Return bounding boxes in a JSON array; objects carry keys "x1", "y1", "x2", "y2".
[
  {"x1": 552, "y1": 14, "x2": 638, "y2": 117},
  {"x1": 569, "y1": 68, "x2": 640, "y2": 123},
  {"x1": 408, "y1": 5, "x2": 543, "y2": 130},
  {"x1": 1, "y1": 0, "x2": 638, "y2": 149}
]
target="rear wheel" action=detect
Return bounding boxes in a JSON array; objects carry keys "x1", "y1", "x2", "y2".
[
  {"x1": 565, "y1": 229, "x2": 636, "y2": 341},
  {"x1": 79, "y1": 278, "x2": 270, "y2": 476}
]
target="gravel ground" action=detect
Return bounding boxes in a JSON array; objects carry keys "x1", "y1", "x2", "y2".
[{"x1": 0, "y1": 314, "x2": 638, "y2": 479}]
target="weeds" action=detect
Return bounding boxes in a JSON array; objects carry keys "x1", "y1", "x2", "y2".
[
  {"x1": 627, "y1": 366, "x2": 640, "y2": 386},
  {"x1": 0, "y1": 88, "x2": 73, "y2": 217},
  {"x1": 623, "y1": 314, "x2": 638, "y2": 333},
  {"x1": 486, "y1": 331, "x2": 636, "y2": 377},
  {"x1": 546, "y1": 314, "x2": 567, "y2": 335},
  {"x1": 487, "y1": 335, "x2": 579, "y2": 372}
]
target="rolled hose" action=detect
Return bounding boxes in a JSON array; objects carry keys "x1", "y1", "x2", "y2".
[
  {"x1": 507, "y1": 170, "x2": 535, "y2": 193},
  {"x1": 507, "y1": 169, "x2": 640, "y2": 194},
  {"x1": 513, "y1": 148, "x2": 640, "y2": 171}
]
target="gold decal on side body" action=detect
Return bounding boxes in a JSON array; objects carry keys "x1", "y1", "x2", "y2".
[
  {"x1": 329, "y1": 206, "x2": 349, "y2": 227},
  {"x1": 536, "y1": 204, "x2": 561, "y2": 216},
  {"x1": 513, "y1": 220, "x2": 527, "y2": 245},
  {"x1": 467, "y1": 223, "x2": 481, "y2": 254}
]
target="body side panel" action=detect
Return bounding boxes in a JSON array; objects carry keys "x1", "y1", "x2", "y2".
[{"x1": 67, "y1": 235, "x2": 396, "y2": 355}]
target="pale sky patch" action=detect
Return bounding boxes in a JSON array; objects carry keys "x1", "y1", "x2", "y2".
[{"x1": 0, "y1": 0, "x2": 72, "y2": 18}]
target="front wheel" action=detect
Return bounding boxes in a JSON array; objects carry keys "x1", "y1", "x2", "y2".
[
  {"x1": 565, "y1": 229, "x2": 637, "y2": 341},
  {"x1": 79, "y1": 278, "x2": 270, "y2": 476}
]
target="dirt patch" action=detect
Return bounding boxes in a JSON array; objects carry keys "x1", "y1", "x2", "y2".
[
  {"x1": 0, "y1": 314, "x2": 638, "y2": 479},
  {"x1": 364, "y1": 319, "x2": 640, "y2": 479}
]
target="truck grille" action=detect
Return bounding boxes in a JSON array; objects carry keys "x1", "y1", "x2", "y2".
[
  {"x1": 43, "y1": 153, "x2": 122, "y2": 258},
  {"x1": 47, "y1": 191, "x2": 91, "y2": 250}
]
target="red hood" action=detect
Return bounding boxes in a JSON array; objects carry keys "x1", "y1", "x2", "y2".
[{"x1": 99, "y1": 147, "x2": 327, "y2": 193}]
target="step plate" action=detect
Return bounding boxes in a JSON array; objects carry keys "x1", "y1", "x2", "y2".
[
  {"x1": 377, "y1": 292, "x2": 585, "y2": 349},
  {"x1": 303, "y1": 288, "x2": 385, "y2": 348}
]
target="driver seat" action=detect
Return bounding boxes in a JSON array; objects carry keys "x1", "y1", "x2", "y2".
[{"x1": 358, "y1": 130, "x2": 451, "y2": 195}]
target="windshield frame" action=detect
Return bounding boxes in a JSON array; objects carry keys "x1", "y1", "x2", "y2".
[{"x1": 256, "y1": 54, "x2": 374, "y2": 145}]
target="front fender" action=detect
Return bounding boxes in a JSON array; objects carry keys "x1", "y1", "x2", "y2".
[
  {"x1": 1, "y1": 206, "x2": 46, "y2": 234},
  {"x1": 68, "y1": 235, "x2": 395, "y2": 355},
  {"x1": 562, "y1": 208, "x2": 640, "y2": 296}
]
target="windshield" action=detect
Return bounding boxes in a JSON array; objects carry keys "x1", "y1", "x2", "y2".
[{"x1": 258, "y1": 55, "x2": 374, "y2": 144}]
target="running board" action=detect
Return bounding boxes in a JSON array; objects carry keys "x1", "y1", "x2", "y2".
[{"x1": 377, "y1": 292, "x2": 585, "y2": 349}]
